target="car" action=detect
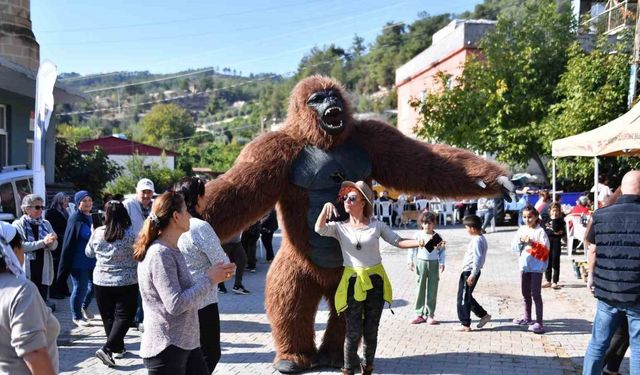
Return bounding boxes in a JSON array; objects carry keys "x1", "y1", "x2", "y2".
[{"x1": 0, "y1": 165, "x2": 33, "y2": 222}]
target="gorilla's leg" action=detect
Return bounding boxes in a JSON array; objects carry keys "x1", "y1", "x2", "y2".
[
  {"x1": 266, "y1": 250, "x2": 323, "y2": 373},
  {"x1": 317, "y1": 287, "x2": 345, "y2": 368}
]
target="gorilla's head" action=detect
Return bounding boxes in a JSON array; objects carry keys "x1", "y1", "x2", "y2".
[
  {"x1": 306, "y1": 89, "x2": 344, "y2": 135},
  {"x1": 283, "y1": 75, "x2": 353, "y2": 149}
]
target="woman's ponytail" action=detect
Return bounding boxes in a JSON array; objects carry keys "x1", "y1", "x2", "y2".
[{"x1": 133, "y1": 191, "x2": 185, "y2": 261}]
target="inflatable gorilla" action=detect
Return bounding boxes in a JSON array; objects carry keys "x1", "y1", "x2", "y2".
[{"x1": 202, "y1": 75, "x2": 513, "y2": 373}]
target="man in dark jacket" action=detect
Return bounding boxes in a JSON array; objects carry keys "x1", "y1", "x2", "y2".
[
  {"x1": 582, "y1": 170, "x2": 640, "y2": 375},
  {"x1": 260, "y1": 209, "x2": 278, "y2": 262}
]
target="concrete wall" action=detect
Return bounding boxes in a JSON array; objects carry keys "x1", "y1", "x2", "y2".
[
  {"x1": 0, "y1": 0, "x2": 39, "y2": 72},
  {"x1": 395, "y1": 20, "x2": 495, "y2": 136}
]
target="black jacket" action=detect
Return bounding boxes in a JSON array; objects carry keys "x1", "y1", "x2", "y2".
[
  {"x1": 586, "y1": 194, "x2": 640, "y2": 306},
  {"x1": 45, "y1": 209, "x2": 67, "y2": 255},
  {"x1": 57, "y1": 211, "x2": 93, "y2": 279}
]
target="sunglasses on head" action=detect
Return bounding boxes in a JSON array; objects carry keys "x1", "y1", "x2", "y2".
[
  {"x1": 30, "y1": 205, "x2": 45, "y2": 210},
  {"x1": 342, "y1": 195, "x2": 358, "y2": 202}
]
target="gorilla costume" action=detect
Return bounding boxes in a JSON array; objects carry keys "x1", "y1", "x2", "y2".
[{"x1": 202, "y1": 75, "x2": 513, "y2": 373}]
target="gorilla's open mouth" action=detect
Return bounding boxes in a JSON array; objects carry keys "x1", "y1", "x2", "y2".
[{"x1": 321, "y1": 106, "x2": 344, "y2": 134}]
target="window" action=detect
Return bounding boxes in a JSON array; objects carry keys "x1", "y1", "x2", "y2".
[
  {"x1": 0, "y1": 106, "x2": 6, "y2": 167},
  {"x1": 0, "y1": 182, "x2": 16, "y2": 217},
  {"x1": 15, "y1": 178, "x2": 31, "y2": 202}
]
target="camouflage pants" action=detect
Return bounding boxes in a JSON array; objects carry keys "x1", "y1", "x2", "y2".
[{"x1": 344, "y1": 274, "x2": 385, "y2": 370}]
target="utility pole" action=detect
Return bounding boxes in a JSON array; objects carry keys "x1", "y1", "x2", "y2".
[{"x1": 627, "y1": 2, "x2": 640, "y2": 107}]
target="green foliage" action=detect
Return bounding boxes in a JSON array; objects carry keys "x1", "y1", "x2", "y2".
[
  {"x1": 105, "y1": 154, "x2": 184, "y2": 195},
  {"x1": 138, "y1": 103, "x2": 194, "y2": 148},
  {"x1": 415, "y1": 0, "x2": 575, "y2": 181},
  {"x1": 176, "y1": 139, "x2": 243, "y2": 174},
  {"x1": 57, "y1": 123, "x2": 99, "y2": 143},
  {"x1": 55, "y1": 139, "x2": 122, "y2": 197},
  {"x1": 544, "y1": 39, "x2": 634, "y2": 189}
]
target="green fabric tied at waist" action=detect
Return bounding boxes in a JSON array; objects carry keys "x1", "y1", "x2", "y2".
[{"x1": 335, "y1": 263, "x2": 392, "y2": 314}]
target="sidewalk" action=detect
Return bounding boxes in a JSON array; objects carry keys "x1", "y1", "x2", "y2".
[{"x1": 55, "y1": 225, "x2": 626, "y2": 375}]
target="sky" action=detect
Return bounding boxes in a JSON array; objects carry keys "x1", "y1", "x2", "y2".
[{"x1": 32, "y1": 0, "x2": 483, "y2": 77}]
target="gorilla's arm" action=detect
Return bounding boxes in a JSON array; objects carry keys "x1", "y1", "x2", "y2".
[
  {"x1": 202, "y1": 131, "x2": 302, "y2": 242},
  {"x1": 351, "y1": 119, "x2": 510, "y2": 198}
]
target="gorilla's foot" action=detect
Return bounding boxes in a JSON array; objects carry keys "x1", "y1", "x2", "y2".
[
  {"x1": 274, "y1": 353, "x2": 315, "y2": 374},
  {"x1": 313, "y1": 349, "x2": 343, "y2": 369},
  {"x1": 274, "y1": 359, "x2": 310, "y2": 374}
]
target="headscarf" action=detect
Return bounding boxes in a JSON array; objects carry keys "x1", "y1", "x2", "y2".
[
  {"x1": 49, "y1": 192, "x2": 69, "y2": 219},
  {"x1": 0, "y1": 222, "x2": 25, "y2": 280}
]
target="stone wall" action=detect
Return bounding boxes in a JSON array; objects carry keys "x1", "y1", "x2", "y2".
[{"x1": 0, "y1": 0, "x2": 39, "y2": 72}]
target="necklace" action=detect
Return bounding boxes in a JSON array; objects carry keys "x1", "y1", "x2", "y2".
[{"x1": 352, "y1": 226, "x2": 363, "y2": 250}]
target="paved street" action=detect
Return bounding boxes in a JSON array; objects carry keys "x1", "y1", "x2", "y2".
[{"x1": 54, "y1": 225, "x2": 627, "y2": 375}]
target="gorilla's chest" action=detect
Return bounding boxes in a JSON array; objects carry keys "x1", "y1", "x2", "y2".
[{"x1": 290, "y1": 140, "x2": 372, "y2": 268}]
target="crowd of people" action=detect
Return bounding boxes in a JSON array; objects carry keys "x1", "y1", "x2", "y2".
[
  {"x1": 0, "y1": 171, "x2": 637, "y2": 375},
  {"x1": 0, "y1": 176, "x2": 278, "y2": 374}
]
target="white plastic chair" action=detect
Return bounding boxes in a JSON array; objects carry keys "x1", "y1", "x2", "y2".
[
  {"x1": 439, "y1": 201, "x2": 456, "y2": 226},
  {"x1": 566, "y1": 215, "x2": 589, "y2": 257},
  {"x1": 429, "y1": 200, "x2": 443, "y2": 215},
  {"x1": 377, "y1": 201, "x2": 393, "y2": 226},
  {"x1": 394, "y1": 197, "x2": 406, "y2": 226},
  {"x1": 415, "y1": 199, "x2": 429, "y2": 212}
]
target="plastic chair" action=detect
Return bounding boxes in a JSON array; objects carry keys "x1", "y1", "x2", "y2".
[
  {"x1": 377, "y1": 201, "x2": 393, "y2": 226},
  {"x1": 415, "y1": 199, "x2": 429, "y2": 212},
  {"x1": 566, "y1": 215, "x2": 589, "y2": 257},
  {"x1": 439, "y1": 201, "x2": 456, "y2": 226},
  {"x1": 429, "y1": 200, "x2": 443, "y2": 215}
]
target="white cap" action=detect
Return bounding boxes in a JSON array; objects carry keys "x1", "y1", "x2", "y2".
[
  {"x1": 136, "y1": 178, "x2": 155, "y2": 193},
  {"x1": 0, "y1": 222, "x2": 17, "y2": 243}
]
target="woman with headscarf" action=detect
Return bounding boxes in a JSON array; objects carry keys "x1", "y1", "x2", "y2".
[
  {"x1": 58, "y1": 190, "x2": 96, "y2": 327},
  {"x1": 45, "y1": 192, "x2": 70, "y2": 299},
  {"x1": 0, "y1": 221, "x2": 60, "y2": 375},
  {"x1": 13, "y1": 194, "x2": 58, "y2": 309}
]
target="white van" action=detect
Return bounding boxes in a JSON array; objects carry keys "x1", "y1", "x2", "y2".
[{"x1": 0, "y1": 165, "x2": 33, "y2": 222}]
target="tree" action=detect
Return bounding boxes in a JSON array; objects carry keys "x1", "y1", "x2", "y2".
[
  {"x1": 400, "y1": 12, "x2": 452, "y2": 61},
  {"x1": 105, "y1": 154, "x2": 184, "y2": 195},
  {"x1": 55, "y1": 139, "x2": 121, "y2": 197},
  {"x1": 415, "y1": 0, "x2": 575, "y2": 182},
  {"x1": 542, "y1": 38, "x2": 635, "y2": 189},
  {"x1": 56, "y1": 124, "x2": 98, "y2": 143},
  {"x1": 138, "y1": 103, "x2": 194, "y2": 148}
]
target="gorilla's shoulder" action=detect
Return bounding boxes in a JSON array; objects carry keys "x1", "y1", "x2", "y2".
[
  {"x1": 351, "y1": 118, "x2": 404, "y2": 139},
  {"x1": 239, "y1": 131, "x2": 303, "y2": 161}
]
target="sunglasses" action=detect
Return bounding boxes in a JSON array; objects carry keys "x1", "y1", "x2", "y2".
[
  {"x1": 30, "y1": 205, "x2": 45, "y2": 210},
  {"x1": 342, "y1": 195, "x2": 359, "y2": 203}
]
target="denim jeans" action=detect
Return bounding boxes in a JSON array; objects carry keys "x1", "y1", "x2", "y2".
[
  {"x1": 583, "y1": 300, "x2": 640, "y2": 375},
  {"x1": 70, "y1": 268, "x2": 94, "y2": 320}
]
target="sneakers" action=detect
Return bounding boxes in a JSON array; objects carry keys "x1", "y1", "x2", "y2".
[
  {"x1": 232, "y1": 285, "x2": 250, "y2": 295},
  {"x1": 72, "y1": 318, "x2": 91, "y2": 327},
  {"x1": 81, "y1": 307, "x2": 91, "y2": 320},
  {"x1": 513, "y1": 317, "x2": 534, "y2": 326},
  {"x1": 528, "y1": 322, "x2": 545, "y2": 334},
  {"x1": 541, "y1": 282, "x2": 552, "y2": 288},
  {"x1": 453, "y1": 325, "x2": 471, "y2": 332},
  {"x1": 96, "y1": 348, "x2": 115, "y2": 367},
  {"x1": 247, "y1": 267, "x2": 256, "y2": 273},
  {"x1": 551, "y1": 283, "x2": 561, "y2": 289},
  {"x1": 411, "y1": 316, "x2": 426, "y2": 324},
  {"x1": 477, "y1": 314, "x2": 492, "y2": 329},
  {"x1": 426, "y1": 317, "x2": 440, "y2": 325},
  {"x1": 113, "y1": 348, "x2": 127, "y2": 359},
  {"x1": 218, "y1": 284, "x2": 228, "y2": 294}
]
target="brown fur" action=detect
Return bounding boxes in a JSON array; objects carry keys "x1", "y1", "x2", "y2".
[{"x1": 202, "y1": 75, "x2": 509, "y2": 370}]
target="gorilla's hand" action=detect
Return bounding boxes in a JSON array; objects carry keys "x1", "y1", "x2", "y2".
[{"x1": 475, "y1": 176, "x2": 515, "y2": 202}]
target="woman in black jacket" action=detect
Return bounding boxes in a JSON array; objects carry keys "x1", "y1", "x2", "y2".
[
  {"x1": 46, "y1": 192, "x2": 70, "y2": 299},
  {"x1": 58, "y1": 190, "x2": 95, "y2": 326}
]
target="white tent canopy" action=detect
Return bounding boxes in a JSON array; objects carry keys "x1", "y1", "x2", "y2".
[
  {"x1": 550, "y1": 103, "x2": 640, "y2": 210},
  {"x1": 552, "y1": 102, "x2": 640, "y2": 157}
]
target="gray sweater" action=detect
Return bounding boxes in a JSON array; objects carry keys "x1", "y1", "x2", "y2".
[{"x1": 137, "y1": 241, "x2": 213, "y2": 358}]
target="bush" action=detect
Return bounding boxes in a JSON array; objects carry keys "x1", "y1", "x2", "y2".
[{"x1": 105, "y1": 154, "x2": 184, "y2": 195}]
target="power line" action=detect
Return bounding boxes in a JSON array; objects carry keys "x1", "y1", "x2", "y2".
[{"x1": 40, "y1": 0, "x2": 320, "y2": 33}]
